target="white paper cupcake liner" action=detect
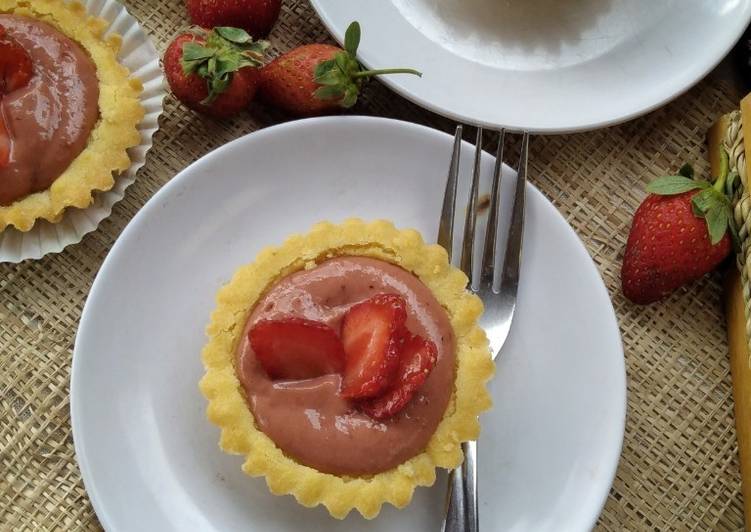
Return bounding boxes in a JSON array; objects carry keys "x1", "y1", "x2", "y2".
[{"x1": 0, "y1": 0, "x2": 165, "y2": 263}]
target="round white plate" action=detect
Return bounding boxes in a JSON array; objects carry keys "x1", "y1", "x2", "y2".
[
  {"x1": 71, "y1": 117, "x2": 626, "y2": 531},
  {"x1": 310, "y1": 0, "x2": 751, "y2": 132}
]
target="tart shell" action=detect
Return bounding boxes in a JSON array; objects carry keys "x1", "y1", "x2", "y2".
[
  {"x1": 0, "y1": 0, "x2": 144, "y2": 232},
  {"x1": 200, "y1": 219, "x2": 495, "y2": 519}
]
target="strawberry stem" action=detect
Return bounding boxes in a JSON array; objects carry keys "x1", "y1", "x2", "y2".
[
  {"x1": 713, "y1": 148, "x2": 730, "y2": 193},
  {"x1": 352, "y1": 68, "x2": 423, "y2": 79}
]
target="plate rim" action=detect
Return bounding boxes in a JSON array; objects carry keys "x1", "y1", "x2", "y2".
[
  {"x1": 71, "y1": 115, "x2": 627, "y2": 530},
  {"x1": 309, "y1": 0, "x2": 751, "y2": 133}
]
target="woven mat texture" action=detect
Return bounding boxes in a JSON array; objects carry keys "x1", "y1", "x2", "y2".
[{"x1": 1, "y1": 0, "x2": 748, "y2": 530}]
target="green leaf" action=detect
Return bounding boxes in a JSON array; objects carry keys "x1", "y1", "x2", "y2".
[
  {"x1": 340, "y1": 85, "x2": 358, "y2": 108},
  {"x1": 214, "y1": 26, "x2": 252, "y2": 44},
  {"x1": 678, "y1": 163, "x2": 694, "y2": 179},
  {"x1": 196, "y1": 61, "x2": 210, "y2": 77},
  {"x1": 646, "y1": 175, "x2": 709, "y2": 195},
  {"x1": 344, "y1": 21, "x2": 361, "y2": 57},
  {"x1": 704, "y1": 206, "x2": 729, "y2": 245},
  {"x1": 236, "y1": 55, "x2": 263, "y2": 69},
  {"x1": 245, "y1": 40, "x2": 270, "y2": 56},
  {"x1": 314, "y1": 59, "x2": 336, "y2": 79},
  {"x1": 182, "y1": 42, "x2": 215, "y2": 62},
  {"x1": 335, "y1": 51, "x2": 351, "y2": 73},
  {"x1": 203, "y1": 73, "x2": 230, "y2": 104},
  {"x1": 692, "y1": 200, "x2": 703, "y2": 218},
  {"x1": 179, "y1": 27, "x2": 268, "y2": 102},
  {"x1": 316, "y1": 68, "x2": 344, "y2": 86},
  {"x1": 691, "y1": 187, "x2": 719, "y2": 214},
  {"x1": 181, "y1": 42, "x2": 215, "y2": 74},
  {"x1": 314, "y1": 85, "x2": 345, "y2": 101},
  {"x1": 214, "y1": 52, "x2": 240, "y2": 76}
]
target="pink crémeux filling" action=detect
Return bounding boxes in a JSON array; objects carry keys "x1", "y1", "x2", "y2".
[
  {"x1": 236, "y1": 256, "x2": 456, "y2": 476},
  {"x1": 0, "y1": 14, "x2": 99, "y2": 206}
]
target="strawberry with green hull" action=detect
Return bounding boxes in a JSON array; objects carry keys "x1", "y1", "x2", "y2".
[
  {"x1": 259, "y1": 21, "x2": 422, "y2": 116},
  {"x1": 621, "y1": 158, "x2": 738, "y2": 304},
  {"x1": 186, "y1": 0, "x2": 281, "y2": 38},
  {"x1": 164, "y1": 26, "x2": 268, "y2": 118},
  {"x1": 0, "y1": 29, "x2": 33, "y2": 167}
]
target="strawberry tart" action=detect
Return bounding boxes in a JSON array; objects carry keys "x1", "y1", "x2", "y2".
[
  {"x1": 0, "y1": 0, "x2": 143, "y2": 232},
  {"x1": 200, "y1": 219, "x2": 494, "y2": 519}
]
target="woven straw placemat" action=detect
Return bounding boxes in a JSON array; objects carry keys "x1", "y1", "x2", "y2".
[{"x1": 0, "y1": 1, "x2": 747, "y2": 530}]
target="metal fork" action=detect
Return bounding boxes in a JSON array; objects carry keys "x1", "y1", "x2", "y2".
[{"x1": 439, "y1": 126, "x2": 529, "y2": 532}]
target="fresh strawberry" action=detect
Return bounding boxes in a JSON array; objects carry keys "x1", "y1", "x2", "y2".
[
  {"x1": 249, "y1": 318, "x2": 345, "y2": 380},
  {"x1": 163, "y1": 27, "x2": 268, "y2": 118},
  {"x1": 258, "y1": 21, "x2": 421, "y2": 116},
  {"x1": 186, "y1": 0, "x2": 281, "y2": 38},
  {"x1": 360, "y1": 334, "x2": 438, "y2": 420},
  {"x1": 0, "y1": 30, "x2": 32, "y2": 167},
  {"x1": 621, "y1": 162, "x2": 735, "y2": 304},
  {"x1": 340, "y1": 293, "x2": 407, "y2": 399}
]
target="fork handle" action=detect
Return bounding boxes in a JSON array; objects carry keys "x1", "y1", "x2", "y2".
[{"x1": 442, "y1": 440, "x2": 478, "y2": 532}]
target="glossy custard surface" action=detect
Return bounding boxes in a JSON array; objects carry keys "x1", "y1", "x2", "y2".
[
  {"x1": 0, "y1": 15, "x2": 99, "y2": 206},
  {"x1": 236, "y1": 256, "x2": 456, "y2": 476}
]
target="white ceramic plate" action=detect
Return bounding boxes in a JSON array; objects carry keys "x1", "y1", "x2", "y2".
[
  {"x1": 310, "y1": 0, "x2": 751, "y2": 132},
  {"x1": 0, "y1": 0, "x2": 165, "y2": 263},
  {"x1": 71, "y1": 117, "x2": 626, "y2": 531}
]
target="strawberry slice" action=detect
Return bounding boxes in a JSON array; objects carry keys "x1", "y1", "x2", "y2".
[
  {"x1": 0, "y1": 34, "x2": 32, "y2": 95},
  {"x1": 340, "y1": 293, "x2": 407, "y2": 399},
  {"x1": 360, "y1": 334, "x2": 438, "y2": 420},
  {"x1": 249, "y1": 318, "x2": 345, "y2": 380}
]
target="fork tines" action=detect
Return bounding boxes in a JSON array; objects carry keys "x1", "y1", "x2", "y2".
[{"x1": 438, "y1": 126, "x2": 529, "y2": 296}]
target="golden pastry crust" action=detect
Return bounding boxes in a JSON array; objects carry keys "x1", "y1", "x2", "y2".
[
  {"x1": 200, "y1": 219, "x2": 495, "y2": 519},
  {"x1": 0, "y1": 0, "x2": 144, "y2": 232}
]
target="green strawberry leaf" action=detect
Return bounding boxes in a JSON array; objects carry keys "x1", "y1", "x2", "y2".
[
  {"x1": 203, "y1": 72, "x2": 230, "y2": 104},
  {"x1": 314, "y1": 59, "x2": 335, "y2": 79},
  {"x1": 341, "y1": 85, "x2": 359, "y2": 108},
  {"x1": 335, "y1": 50, "x2": 352, "y2": 72},
  {"x1": 691, "y1": 187, "x2": 719, "y2": 214},
  {"x1": 646, "y1": 175, "x2": 709, "y2": 195},
  {"x1": 344, "y1": 21, "x2": 361, "y2": 57},
  {"x1": 214, "y1": 26, "x2": 253, "y2": 44},
  {"x1": 180, "y1": 27, "x2": 268, "y2": 102},
  {"x1": 687, "y1": 186, "x2": 733, "y2": 246},
  {"x1": 678, "y1": 163, "x2": 694, "y2": 179},
  {"x1": 181, "y1": 42, "x2": 215, "y2": 73},
  {"x1": 315, "y1": 66, "x2": 345, "y2": 86},
  {"x1": 214, "y1": 53, "x2": 240, "y2": 77},
  {"x1": 705, "y1": 205, "x2": 729, "y2": 245},
  {"x1": 314, "y1": 85, "x2": 345, "y2": 101}
]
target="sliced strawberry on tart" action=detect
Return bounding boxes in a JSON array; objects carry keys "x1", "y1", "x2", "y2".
[{"x1": 340, "y1": 293, "x2": 406, "y2": 399}]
